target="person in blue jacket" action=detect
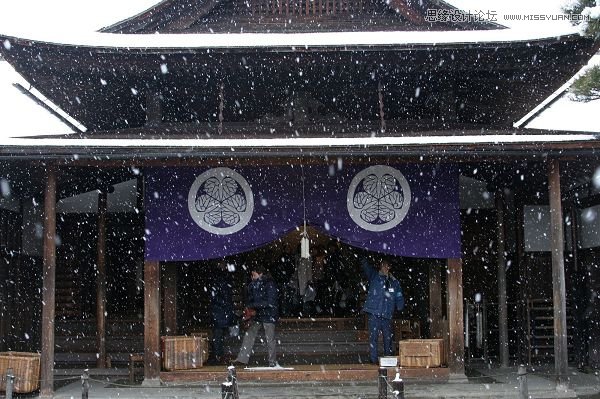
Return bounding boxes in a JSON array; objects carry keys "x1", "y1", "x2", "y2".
[
  {"x1": 207, "y1": 260, "x2": 236, "y2": 365},
  {"x1": 233, "y1": 264, "x2": 280, "y2": 367},
  {"x1": 361, "y1": 256, "x2": 405, "y2": 364}
]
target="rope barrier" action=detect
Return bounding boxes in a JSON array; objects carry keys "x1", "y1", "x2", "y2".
[
  {"x1": 3, "y1": 363, "x2": 597, "y2": 397},
  {"x1": 88, "y1": 377, "x2": 215, "y2": 389},
  {"x1": 87, "y1": 377, "x2": 139, "y2": 388},
  {"x1": 6, "y1": 375, "x2": 80, "y2": 384}
]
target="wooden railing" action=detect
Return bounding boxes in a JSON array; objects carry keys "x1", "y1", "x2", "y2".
[{"x1": 246, "y1": 0, "x2": 371, "y2": 16}]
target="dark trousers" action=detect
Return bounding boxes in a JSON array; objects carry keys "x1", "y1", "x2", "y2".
[
  {"x1": 367, "y1": 313, "x2": 393, "y2": 363},
  {"x1": 211, "y1": 326, "x2": 227, "y2": 360}
]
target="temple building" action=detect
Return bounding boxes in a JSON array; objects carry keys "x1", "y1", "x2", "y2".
[{"x1": 0, "y1": 0, "x2": 598, "y2": 396}]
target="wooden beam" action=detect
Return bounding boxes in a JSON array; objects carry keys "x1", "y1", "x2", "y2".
[
  {"x1": 428, "y1": 260, "x2": 443, "y2": 339},
  {"x1": 143, "y1": 259, "x2": 161, "y2": 385},
  {"x1": 40, "y1": 165, "x2": 57, "y2": 398},
  {"x1": 447, "y1": 258, "x2": 466, "y2": 379},
  {"x1": 162, "y1": 264, "x2": 177, "y2": 335},
  {"x1": 496, "y1": 189, "x2": 510, "y2": 368},
  {"x1": 96, "y1": 190, "x2": 108, "y2": 368},
  {"x1": 548, "y1": 159, "x2": 569, "y2": 390}
]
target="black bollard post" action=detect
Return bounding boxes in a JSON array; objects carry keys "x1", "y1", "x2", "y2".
[
  {"x1": 518, "y1": 365, "x2": 528, "y2": 399},
  {"x1": 227, "y1": 365, "x2": 239, "y2": 399},
  {"x1": 221, "y1": 381, "x2": 234, "y2": 399},
  {"x1": 81, "y1": 369, "x2": 90, "y2": 399},
  {"x1": 391, "y1": 372, "x2": 404, "y2": 399},
  {"x1": 378, "y1": 367, "x2": 388, "y2": 399},
  {"x1": 5, "y1": 368, "x2": 14, "y2": 399}
]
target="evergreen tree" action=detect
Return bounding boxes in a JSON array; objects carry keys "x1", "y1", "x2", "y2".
[
  {"x1": 563, "y1": 0, "x2": 600, "y2": 101},
  {"x1": 571, "y1": 65, "x2": 600, "y2": 101}
]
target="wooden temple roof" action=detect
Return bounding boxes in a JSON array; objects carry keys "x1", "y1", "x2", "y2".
[
  {"x1": 100, "y1": 0, "x2": 502, "y2": 34},
  {"x1": 0, "y1": 0, "x2": 598, "y2": 166},
  {"x1": 0, "y1": 30, "x2": 596, "y2": 136}
]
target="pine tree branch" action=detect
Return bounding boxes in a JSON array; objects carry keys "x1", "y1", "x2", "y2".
[{"x1": 570, "y1": 65, "x2": 600, "y2": 102}]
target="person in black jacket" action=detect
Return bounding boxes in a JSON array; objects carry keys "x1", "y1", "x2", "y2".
[
  {"x1": 232, "y1": 264, "x2": 280, "y2": 367},
  {"x1": 206, "y1": 260, "x2": 236, "y2": 365}
]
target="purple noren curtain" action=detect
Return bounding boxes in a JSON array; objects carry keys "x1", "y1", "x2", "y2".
[{"x1": 144, "y1": 163, "x2": 460, "y2": 261}]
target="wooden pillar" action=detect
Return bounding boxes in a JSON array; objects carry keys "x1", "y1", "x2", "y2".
[
  {"x1": 568, "y1": 203, "x2": 579, "y2": 274},
  {"x1": 40, "y1": 165, "x2": 57, "y2": 398},
  {"x1": 218, "y1": 81, "x2": 225, "y2": 135},
  {"x1": 548, "y1": 159, "x2": 569, "y2": 390},
  {"x1": 439, "y1": 79, "x2": 457, "y2": 124},
  {"x1": 496, "y1": 189, "x2": 510, "y2": 368},
  {"x1": 377, "y1": 80, "x2": 386, "y2": 133},
  {"x1": 96, "y1": 191, "x2": 108, "y2": 368},
  {"x1": 429, "y1": 260, "x2": 443, "y2": 338},
  {"x1": 162, "y1": 265, "x2": 177, "y2": 335},
  {"x1": 514, "y1": 190, "x2": 528, "y2": 365},
  {"x1": 143, "y1": 260, "x2": 161, "y2": 385},
  {"x1": 568, "y1": 201, "x2": 584, "y2": 369},
  {"x1": 447, "y1": 258, "x2": 466, "y2": 379},
  {"x1": 145, "y1": 91, "x2": 162, "y2": 127}
]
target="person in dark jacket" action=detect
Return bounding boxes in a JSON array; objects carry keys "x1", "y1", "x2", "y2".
[
  {"x1": 361, "y1": 256, "x2": 404, "y2": 364},
  {"x1": 233, "y1": 264, "x2": 280, "y2": 367},
  {"x1": 207, "y1": 260, "x2": 236, "y2": 365}
]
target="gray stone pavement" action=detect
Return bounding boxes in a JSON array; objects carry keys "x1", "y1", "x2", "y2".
[{"x1": 37, "y1": 365, "x2": 600, "y2": 399}]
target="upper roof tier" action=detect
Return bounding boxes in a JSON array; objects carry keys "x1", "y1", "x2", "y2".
[
  {"x1": 0, "y1": 29, "x2": 596, "y2": 133},
  {"x1": 100, "y1": 0, "x2": 502, "y2": 34},
  {"x1": 0, "y1": 0, "x2": 596, "y2": 134}
]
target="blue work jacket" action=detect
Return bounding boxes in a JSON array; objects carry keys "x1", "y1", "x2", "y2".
[{"x1": 361, "y1": 258, "x2": 404, "y2": 320}]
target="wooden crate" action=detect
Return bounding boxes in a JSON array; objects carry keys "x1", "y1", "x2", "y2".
[
  {"x1": 398, "y1": 339, "x2": 444, "y2": 368},
  {"x1": 162, "y1": 336, "x2": 208, "y2": 371},
  {"x1": 0, "y1": 352, "x2": 40, "y2": 393}
]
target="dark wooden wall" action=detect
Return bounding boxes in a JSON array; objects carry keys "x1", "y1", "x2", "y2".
[{"x1": 0, "y1": 208, "x2": 42, "y2": 352}]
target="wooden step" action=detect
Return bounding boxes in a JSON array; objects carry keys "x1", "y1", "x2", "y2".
[{"x1": 160, "y1": 364, "x2": 450, "y2": 383}]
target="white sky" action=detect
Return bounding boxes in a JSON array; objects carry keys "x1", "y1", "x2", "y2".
[
  {"x1": 0, "y1": 0, "x2": 597, "y2": 136},
  {"x1": 0, "y1": 1, "x2": 159, "y2": 35},
  {"x1": 0, "y1": 62, "x2": 79, "y2": 137},
  {"x1": 0, "y1": 0, "x2": 576, "y2": 34}
]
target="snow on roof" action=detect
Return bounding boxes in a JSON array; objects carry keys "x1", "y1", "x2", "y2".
[
  {"x1": 0, "y1": 25, "x2": 580, "y2": 51},
  {"x1": 0, "y1": 61, "x2": 80, "y2": 138},
  {"x1": 0, "y1": 133, "x2": 596, "y2": 150},
  {"x1": 519, "y1": 54, "x2": 600, "y2": 132}
]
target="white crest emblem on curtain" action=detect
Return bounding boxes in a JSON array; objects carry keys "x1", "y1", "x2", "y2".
[
  {"x1": 187, "y1": 167, "x2": 254, "y2": 235},
  {"x1": 347, "y1": 165, "x2": 411, "y2": 232}
]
